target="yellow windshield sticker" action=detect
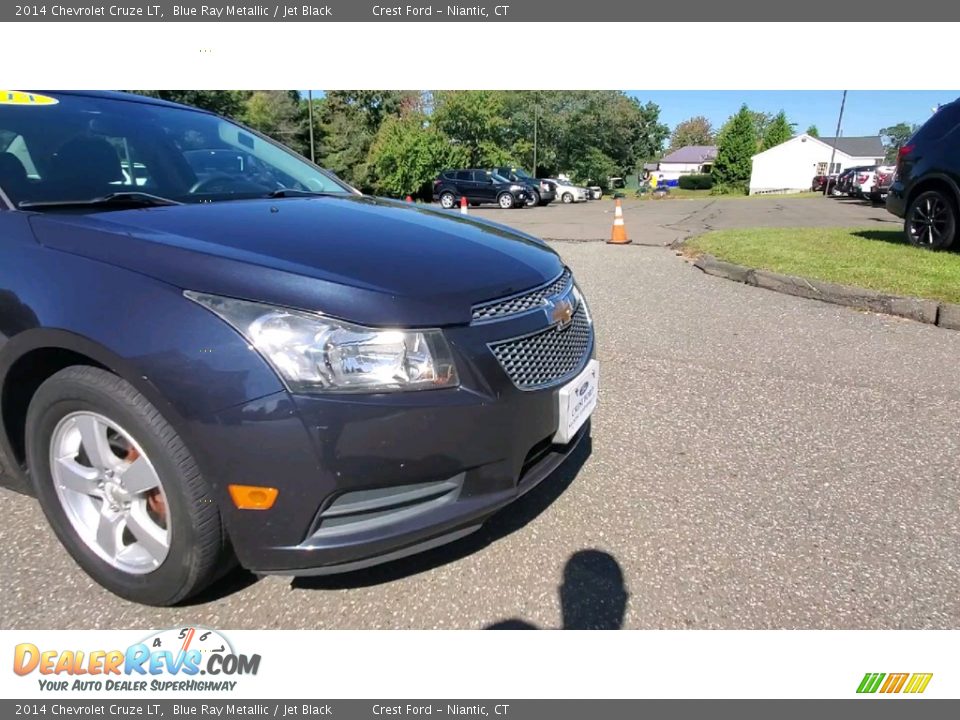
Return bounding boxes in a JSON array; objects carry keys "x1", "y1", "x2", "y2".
[{"x1": 0, "y1": 91, "x2": 59, "y2": 106}]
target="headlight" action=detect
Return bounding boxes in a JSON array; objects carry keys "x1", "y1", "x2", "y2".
[
  {"x1": 510, "y1": 184, "x2": 523, "y2": 191},
  {"x1": 185, "y1": 292, "x2": 459, "y2": 393},
  {"x1": 573, "y1": 284, "x2": 592, "y2": 325}
]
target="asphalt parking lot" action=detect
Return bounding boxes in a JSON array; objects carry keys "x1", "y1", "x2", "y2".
[
  {"x1": 467, "y1": 193, "x2": 896, "y2": 244},
  {"x1": 4, "y1": 196, "x2": 958, "y2": 630}
]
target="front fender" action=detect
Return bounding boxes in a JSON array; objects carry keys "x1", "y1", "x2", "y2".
[{"x1": 0, "y1": 241, "x2": 285, "y2": 478}]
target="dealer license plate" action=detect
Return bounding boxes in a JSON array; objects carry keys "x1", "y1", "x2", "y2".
[{"x1": 552, "y1": 359, "x2": 599, "y2": 444}]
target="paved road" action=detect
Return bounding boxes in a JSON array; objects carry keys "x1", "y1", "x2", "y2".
[
  {"x1": 470, "y1": 194, "x2": 897, "y2": 244},
  {"x1": 3, "y1": 197, "x2": 957, "y2": 629}
]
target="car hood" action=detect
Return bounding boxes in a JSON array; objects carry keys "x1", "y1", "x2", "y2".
[{"x1": 27, "y1": 195, "x2": 562, "y2": 327}]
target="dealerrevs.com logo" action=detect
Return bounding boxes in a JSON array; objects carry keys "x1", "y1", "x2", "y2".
[{"x1": 13, "y1": 627, "x2": 261, "y2": 693}]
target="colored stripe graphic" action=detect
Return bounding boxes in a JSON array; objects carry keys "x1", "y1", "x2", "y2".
[
  {"x1": 904, "y1": 673, "x2": 933, "y2": 694},
  {"x1": 857, "y1": 673, "x2": 885, "y2": 693},
  {"x1": 880, "y1": 673, "x2": 909, "y2": 693},
  {"x1": 857, "y1": 672, "x2": 932, "y2": 694}
]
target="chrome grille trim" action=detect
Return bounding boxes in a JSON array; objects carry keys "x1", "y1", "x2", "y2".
[
  {"x1": 488, "y1": 304, "x2": 593, "y2": 390},
  {"x1": 471, "y1": 268, "x2": 572, "y2": 323}
]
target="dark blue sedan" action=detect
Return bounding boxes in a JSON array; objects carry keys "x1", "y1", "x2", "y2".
[{"x1": 0, "y1": 91, "x2": 597, "y2": 605}]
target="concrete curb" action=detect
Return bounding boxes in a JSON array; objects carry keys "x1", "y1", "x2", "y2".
[{"x1": 693, "y1": 254, "x2": 951, "y2": 329}]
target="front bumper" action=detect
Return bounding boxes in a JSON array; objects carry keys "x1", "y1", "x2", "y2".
[{"x1": 195, "y1": 301, "x2": 595, "y2": 575}]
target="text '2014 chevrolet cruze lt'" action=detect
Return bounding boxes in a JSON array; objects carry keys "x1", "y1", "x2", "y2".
[{"x1": 0, "y1": 91, "x2": 597, "y2": 605}]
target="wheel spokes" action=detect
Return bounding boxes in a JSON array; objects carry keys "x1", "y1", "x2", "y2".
[
  {"x1": 125, "y1": 506, "x2": 169, "y2": 564},
  {"x1": 120, "y1": 455, "x2": 160, "y2": 494},
  {"x1": 95, "y1": 509, "x2": 124, "y2": 561},
  {"x1": 54, "y1": 457, "x2": 100, "y2": 495},
  {"x1": 75, "y1": 415, "x2": 117, "y2": 471}
]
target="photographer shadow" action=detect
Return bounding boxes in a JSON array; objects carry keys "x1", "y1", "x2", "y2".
[{"x1": 487, "y1": 549, "x2": 627, "y2": 630}]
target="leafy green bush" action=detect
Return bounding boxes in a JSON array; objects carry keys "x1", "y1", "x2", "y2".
[
  {"x1": 678, "y1": 174, "x2": 714, "y2": 190},
  {"x1": 709, "y1": 182, "x2": 748, "y2": 196}
]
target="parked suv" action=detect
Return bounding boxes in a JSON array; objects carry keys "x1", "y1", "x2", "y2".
[
  {"x1": 493, "y1": 167, "x2": 556, "y2": 206},
  {"x1": 887, "y1": 99, "x2": 960, "y2": 250},
  {"x1": 0, "y1": 91, "x2": 596, "y2": 604},
  {"x1": 433, "y1": 169, "x2": 529, "y2": 209}
]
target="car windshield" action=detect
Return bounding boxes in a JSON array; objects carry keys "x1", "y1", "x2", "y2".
[
  {"x1": 511, "y1": 168, "x2": 535, "y2": 181},
  {"x1": 0, "y1": 92, "x2": 353, "y2": 209},
  {"x1": 489, "y1": 173, "x2": 512, "y2": 184}
]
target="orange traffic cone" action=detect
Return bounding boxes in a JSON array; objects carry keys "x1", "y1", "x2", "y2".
[
  {"x1": 460, "y1": 196, "x2": 468, "y2": 215},
  {"x1": 607, "y1": 198, "x2": 631, "y2": 245},
  {"x1": 405, "y1": 195, "x2": 413, "y2": 203}
]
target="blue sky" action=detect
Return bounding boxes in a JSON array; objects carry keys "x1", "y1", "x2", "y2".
[{"x1": 627, "y1": 90, "x2": 959, "y2": 137}]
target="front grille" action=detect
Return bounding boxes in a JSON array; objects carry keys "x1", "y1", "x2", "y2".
[
  {"x1": 472, "y1": 269, "x2": 572, "y2": 323},
  {"x1": 489, "y1": 304, "x2": 592, "y2": 390}
]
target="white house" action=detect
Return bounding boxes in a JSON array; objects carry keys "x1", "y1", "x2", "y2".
[
  {"x1": 653, "y1": 145, "x2": 717, "y2": 182},
  {"x1": 749, "y1": 134, "x2": 885, "y2": 195}
]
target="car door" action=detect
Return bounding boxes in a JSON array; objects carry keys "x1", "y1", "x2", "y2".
[
  {"x1": 471, "y1": 170, "x2": 496, "y2": 203},
  {"x1": 452, "y1": 170, "x2": 473, "y2": 199}
]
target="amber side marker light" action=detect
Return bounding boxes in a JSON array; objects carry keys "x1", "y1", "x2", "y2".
[{"x1": 228, "y1": 484, "x2": 279, "y2": 510}]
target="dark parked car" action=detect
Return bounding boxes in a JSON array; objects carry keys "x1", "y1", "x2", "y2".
[
  {"x1": 0, "y1": 91, "x2": 597, "y2": 604},
  {"x1": 433, "y1": 169, "x2": 529, "y2": 209},
  {"x1": 834, "y1": 166, "x2": 864, "y2": 196},
  {"x1": 493, "y1": 166, "x2": 556, "y2": 206},
  {"x1": 811, "y1": 173, "x2": 837, "y2": 193},
  {"x1": 887, "y1": 99, "x2": 960, "y2": 250}
]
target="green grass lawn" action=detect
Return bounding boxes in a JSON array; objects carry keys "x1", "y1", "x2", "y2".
[{"x1": 687, "y1": 227, "x2": 960, "y2": 304}]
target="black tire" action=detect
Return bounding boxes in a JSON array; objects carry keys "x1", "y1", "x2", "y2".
[
  {"x1": 25, "y1": 366, "x2": 230, "y2": 605},
  {"x1": 562, "y1": 192, "x2": 574, "y2": 204},
  {"x1": 905, "y1": 189, "x2": 957, "y2": 250},
  {"x1": 526, "y1": 190, "x2": 540, "y2": 207},
  {"x1": 497, "y1": 193, "x2": 514, "y2": 209}
]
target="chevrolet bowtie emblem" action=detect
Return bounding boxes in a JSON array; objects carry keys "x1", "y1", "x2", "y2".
[{"x1": 548, "y1": 298, "x2": 574, "y2": 329}]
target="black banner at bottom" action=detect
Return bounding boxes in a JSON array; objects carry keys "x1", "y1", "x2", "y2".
[{"x1": 3, "y1": 700, "x2": 958, "y2": 719}]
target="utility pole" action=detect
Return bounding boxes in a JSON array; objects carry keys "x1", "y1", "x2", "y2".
[
  {"x1": 533, "y1": 95, "x2": 539, "y2": 176},
  {"x1": 823, "y1": 90, "x2": 846, "y2": 197},
  {"x1": 307, "y1": 89, "x2": 316, "y2": 164}
]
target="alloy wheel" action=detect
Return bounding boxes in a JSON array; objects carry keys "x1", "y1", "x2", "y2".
[
  {"x1": 49, "y1": 411, "x2": 170, "y2": 574},
  {"x1": 908, "y1": 192, "x2": 954, "y2": 249}
]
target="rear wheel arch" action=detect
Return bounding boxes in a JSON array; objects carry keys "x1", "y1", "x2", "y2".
[{"x1": 905, "y1": 175, "x2": 960, "y2": 214}]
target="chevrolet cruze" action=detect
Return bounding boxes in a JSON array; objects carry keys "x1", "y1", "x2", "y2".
[{"x1": 0, "y1": 91, "x2": 597, "y2": 605}]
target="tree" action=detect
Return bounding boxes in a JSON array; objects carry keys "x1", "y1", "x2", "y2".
[
  {"x1": 805, "y1": 124, "x2": 820, "y2": 138},
  {"x1": 880, "y1": 122, "x2": 919, "y2": 162},
  {"x1": 367, "y1": 115, "x2": 469, "y2": 198},
  {"x1": 241, "y1": 91, "x2": 313, "y2": 157},
  {"x1": 128, "y1": 90, "x2": 250, "y2": 118},
  {"x1": 432, "y1": 90, "x2": 513, "y2": 166},
  {"x1": 711, "y1": 104, "x2": 757, "y2": 193},
  {"x1": 559, "y1": 92, "x2": 668, "y2": 181},
  {"x1": 569, "y1": 147, "x2": 620, "y2": 186},
  {"x1": 318, "y1": 91, "x2": 418, "y2": 190},
  {"x1": 761, "y1": 111, "x2": 793, "y2": 150},
  {"x1": 669, "y1": 116, "x2": 714, "y2": 151}
]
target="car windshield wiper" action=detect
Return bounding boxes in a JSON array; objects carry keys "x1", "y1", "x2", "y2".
[
  {"x1": 264, "y1": 188, "x2": 346, "y2": 199},
  {"x1": 19, "y1": 191, "x2": 183, "y2": 210}
]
